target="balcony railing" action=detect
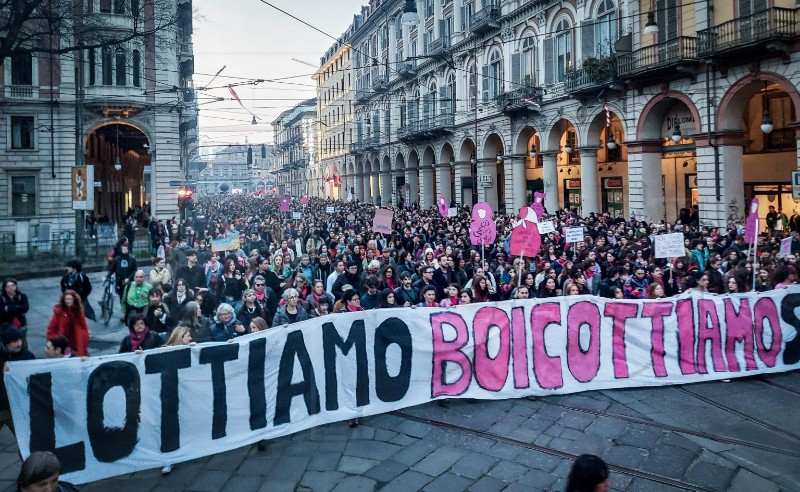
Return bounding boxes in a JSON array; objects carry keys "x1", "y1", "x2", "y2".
[
  {"x1": 371, "y1": 77, "x2": 389, "y2": 93},
  {"x1": 8, "y1": 86, "x2": 35, "y2": 99},
  {"x1": 427, "y1": 36, "x2": 451, "y2": 56},
  {"x1": 543, "y1": 82, "x2": 565, "y2": 101},
  {"x1": 497, "y1": 86, "x2": 545, "y2": 115},
  {"x1": 349, "y1": 142, "x2": 364, "y2": 154},
  {"x1": 398, "y1": 60, "x2": 417, "y2": 78},
  {"x1": 767, "y1": 128, "x2": 795, "y2": 150},
  {"x1": 564, "y1": 60, "x2": 621, "y2": 96},
  {"x1": 617, "y1": 37, "x2": 698, "y2": 78},
  {"x1": 355, "y1": 88, "x2": 370, "y2": 103},
  {"x1": 697, "y1": 7, "x2": 798, "y2": 57},
  {"x1": 470, "y1": 5, "x2": 501, "y2": 35}
]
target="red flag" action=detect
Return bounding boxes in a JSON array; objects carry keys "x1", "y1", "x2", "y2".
[{"x1": 228, "y1": 86, "x2": 244, "y2": 108}]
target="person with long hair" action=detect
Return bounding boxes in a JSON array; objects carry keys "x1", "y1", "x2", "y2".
[
  {"x1": 220, "y1": 258, "x2": 247, "y2": 311},
  {"x1": 45, "y1": 290, "x2": 90, "y2": 357},
  {"x1": 379, "y1": 266, "x2": 398, "y2": 291},
  {"x1": 178, "y1": 301, "x2": 210, "y2": 343},
  {"x1": 237, "y1": 288, "x2": 271, "y2": 328},
  {"x1": 645, "y1": 283, "x2": 666, "y2": 299},
  {"x1": 163, "y1": 278, "x2": 194, "y2": 327},
  {"x1": 149, "y1": 256, "x2": 172, "y2": 292},
  {"x1": 439, "y1": 284, "x2": 461, "y2": 308},
  {"x1": 0, "y1": 278, "x2": 29, "y2": 347},
  {"x1": 471, "y1": 274, "x2": 491, "y2": 303},
  {"x1": 537, "y1": 276, "x2": 559, "y2": 298},
  {"x1": 165, "y1": 324, "x2": 193, "y2": 346},
  {"x1": 377, "y1": 288, "x2": 397, "y2": 308},
  {"x1": 565, "y1": 454, "x2": 609, "y2": 492}
]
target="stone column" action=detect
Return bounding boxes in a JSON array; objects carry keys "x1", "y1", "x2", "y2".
[
  {"x1": 406, "y1": 166, "x2": 419, "y2": 207},
  {"x1": 579, "y1": 147, "x2": 600, "y2": 216},
  {"x1": 504, "y1": 156, "x2": 527, "y2": 211},
  {"x1": 540, "y1": 151, "x2": 559, "y2": 214},
  {"x1": 436, "y1": 163, "x2": 451, "y2": 204},
  {"x1": 695, "y1": 132, "x2": 745, "y2": 228},
  {"x1": 420, "y1": 164, "x2": 435, "y2": 209},
  {"x1": 362, "y1": 172, "x2": 371, "y2": 204},
  {"x1": 477, "y1": 159, "x2": 498, "y2": 210},
  {"x1": 380, "y1": 171, "x2": 392, "y2": 206},
  {"x1": 626, "y1": 140, "x2": 664, "y2": 223}
]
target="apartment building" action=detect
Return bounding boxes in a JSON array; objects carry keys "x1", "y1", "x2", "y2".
[{"x1": 272, "y1": 99, "x2": 318, "y2": 196}]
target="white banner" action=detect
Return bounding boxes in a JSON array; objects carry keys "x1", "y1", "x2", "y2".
[
  {"x1": 565, "y1": 226, "x2": 584, "y2": 243},
  {"x1": 537, "y1": 221, "x2": 555, "y2": 234},
  {"x1": 6, "y1": 288, "x2": 800, "y2": 484}
]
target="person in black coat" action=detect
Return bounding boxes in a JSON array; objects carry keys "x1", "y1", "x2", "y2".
[
  {"x1": 0, "y1": 326, "x2": 35, "y2": 433},
  {"x1": 332, "y1": 261, "x2": 364, "y2": 298},
  {"x1": 175, "y1": 250, "x2": 204, "y2": 291},
  {"x1": 60, "y1": 259, "x2": 95, "y2": 322},
  {"x1": 110, "y1": 244, "x2": 137, "y2": 301},
  {"x1": 0, "y1": 279, "x2": 29, "y2": 329},
  {"x1": 119, "y1": 314, "x2": 163, "y2": 353}
]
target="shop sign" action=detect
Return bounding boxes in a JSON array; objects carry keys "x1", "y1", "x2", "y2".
[
  {"x1": 566, "y1": 179, "x2": 581, "y2": 189},
  {"x1": 604, "y1": 178, "x2": 623, "y2": 188}
]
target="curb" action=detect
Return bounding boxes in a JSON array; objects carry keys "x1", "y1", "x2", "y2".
[{"x1": 6, "y1": 264, "x2": 108, "y2": 281}]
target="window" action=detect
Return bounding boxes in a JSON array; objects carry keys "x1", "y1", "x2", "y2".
[
  {"x1": 131, "y1": 0, "x2": 139, "y2": 16},
  {"x1": 132, "y1": 50, "x2": 141, "y2": 87},
  {"x1": 445, "y1": 73, "x2": 456, "y2": 113},
  {"x1": 426, "y1": 82, "x2": 437, "y2": 119},
  {"x1": 11, "y1": 53, "x2": 33, "y2": 85},
  {"x1": 461, "y1": 2, "x2": 474, "y2": 31},
  {"x1": 488, "y1": 50, "x2": 503, "y2": 99},
  {"x1": 656, "y1": 0, "x2": 679, "y2": 43},
  {"x1": 11, "y1": 176, "x2": 36, "y2": 216},
  {"x1": 555, "y1": 20, "x2": 572, "y2": 83},
  {"x1": 521, "y1": 36, "x2": 536, "y2": 85},
  {"x1": 11, "y1": 117, "x2": 34, "y2": 149},
  {"x1": 115, "y1": 47, "x2": 126, "y2": 86},
  {"x1": 114, "y1": 0, "x2": 125, "y2": 14},
  {"x1": 594, "y1": 0, "x2": 617, "y2": 57},
  {"x1": 100, "y1": 0, "x2": 111, "y2": 13},
  {"x1": 467, "y1": 62, "x2": 477, "y2": 109},
  {"x1": 88, "y1": 48, "x2": 96, "y2": 85},
  {"x1": 399, "y1": 94, "x2": 407, "y2": 127},
  {"x1": 102, "y1": 47, "x2": 113, "y2": 85}
]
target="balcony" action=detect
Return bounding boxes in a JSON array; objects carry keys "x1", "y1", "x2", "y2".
[
  {"x1": 697, "y1": 7, "x2": 798, "y2": 60},
  {"x1": 427, "y1": 36, "x2": 451, "y2": 57},
  {"x1": 497, "y1": 86, "x2": 545, "y2": 116},
  {"x1": 617, "y1": 37, "x2": 699, "y2": 80},
  {"x1": 398, "y1": 60, "x2": 417, "y2": 79},
  {"x1": 397, "y1": 114, "x2": 454, "y2": 142},
  {"x1": 349, "y1": 142, "x2": 364, "y2": 154},
  {"x1": 363, "y1": 135, "x2": 380, "y2": 150},
  {"x1": 6, "y1": 85, "x2": 37, "y2": 99},
  {"x1": 83, "y1": 85, "x2": 147, "y2": 116},
  {"x1": 564, "y1": 59, "x2": 623, "y2": 99},
  {"x1": 371, "y1": 77, "x2": 389, "y2": 93},
  {"x1": 470, "y1": 5, "x2": 501, "y2": 36},
  {"x1": 355, "y1": 88, "x2": 370, "y2": 103}
]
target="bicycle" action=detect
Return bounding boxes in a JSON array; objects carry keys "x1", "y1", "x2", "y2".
[{"x1": 100, "y1": 274, "x2": 116, "y2": 325}]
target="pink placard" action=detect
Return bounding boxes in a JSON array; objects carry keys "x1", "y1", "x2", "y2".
[
  {"x1": 744, "y1": 198, "x2": 759, "y2": 244},
  {"x1": 469, "y1": 202, "x2": 496, "y2": 246},
  {"x1": 300, "y1": 193, "x2": 309, "y2": 206},
  {"x1": 279, "y1": 195, "x2": 291, "y2": 212},
  {"x1": 438, "y1": 194, "x2": 449, "y2": 217}
]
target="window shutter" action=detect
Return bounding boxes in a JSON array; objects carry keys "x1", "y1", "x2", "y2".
[
  {"x1": 581, "y1": 20, "x2": 595, "y2": 59},
  {"x1": 439, "y1": 86, "x2": 449, "y2": 113},
  {"x1": 667, "y1": 2, "x2": 678, "y2": 39},
  {"x1": 544, "y1": 37, "x2": 554, "y2": 85},
  {"x1": 439, "y1": 19, "x2": 446, "y2": 38},
  {"x1": 511, "y1": 52, "x2": 521, "y2": 86},
  {"x1": 460, "y1": 5, "x2": 467, "y2": 30},
  {"x1": 753, "y1": 0, "x2": 767, "y2": 12},
  {"x1": 482, "y1": 65, "x2": 489, "y2": 102},
  {"x1": 738, "y1": 0, "x2": 751, "y2": 16}
]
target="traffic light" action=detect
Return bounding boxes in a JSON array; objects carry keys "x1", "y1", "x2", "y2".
[{"x1": 178, "y1": 187, "x2": 194, "y2": 210}]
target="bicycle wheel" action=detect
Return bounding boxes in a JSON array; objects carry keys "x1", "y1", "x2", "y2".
[{"x1": 102, "y1": 290, "x2": 114, "y2": 325}]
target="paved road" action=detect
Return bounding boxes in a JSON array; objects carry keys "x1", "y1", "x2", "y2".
[{"x1": 0, "y1": 273, "x2": 798, "y2": 491}]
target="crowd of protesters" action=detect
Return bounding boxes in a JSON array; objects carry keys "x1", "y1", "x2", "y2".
[{"x1": 0, "y1": 193, "x2": 798, "y2": 474}]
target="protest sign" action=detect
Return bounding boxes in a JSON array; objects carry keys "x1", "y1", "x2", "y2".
[
  {"x1": 279, "y1": 196, "x2": 291, "y2": 212},
  {"x1": 438, "y1": 195, "x2": 449, "y2": 218},
  {"x1": 537, "y1": 221, "x2": 555, "y2": 234},
  {"x1": 780, "y1": 237, "x2": 792, "y2": 258},
  {"x1": 210, "y1": 237, "x2": 241, "y2": 252},
  {"x1": 565, "y1": 227, "x2": 584, "y2": 243},
  {"x1": 447, "y1": 208, "x2": 457, "y2": 218},
  {"x1": 372, "y1": 208, "x2": 393, "y2": 233},
  {"x1": 654, "y1": 232, "x2": 686, "y2": 258},
  {"x1": 300, "y1": 194, "x2": 309, "y2": 206},
  {"x1": 325, "y1": 206, "x2": 335, "y2": 214},
  {"x1": 7, "y1": 288, "x2": 800, "y2": 484},
  {"x1": 292, "y1": 212, "x2": 302, "y2": 220},
  {"x1": 469, "y1": 202, "x2": 496, "y2": 246}
]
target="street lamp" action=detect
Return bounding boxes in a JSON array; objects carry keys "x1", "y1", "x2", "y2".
[
  {"x1": 401, "y1": 0, "x2": 420, "y2": 26},
  {"x1": 496, "y1": 151, "x2": 504, "y2": 164},
  {"x1": 529, "y1": 144, "x2": 537, "y2": 158},
  {"x1": 761, "y1": 82, "x2": 774, "y2": 134},
  {"x1": 114, "y1": 124, "x2": 122, "y2": 171},
  {"x1": 671, "y1": 122, "x2": 683, "y2": 143},
  {"x1": 607, "y1": 131, "x2": 617, "y2": 150},
  {"x1": 564, "y1": 136, "x2": 573, "y2": 154},
  {"x1": 644, "y1": 0, "x2": 659, "y2": 35}
]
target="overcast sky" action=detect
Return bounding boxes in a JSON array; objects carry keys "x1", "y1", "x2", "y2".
[{"x1": 193, "y1": 0, "x2": 366, "y2": 146}]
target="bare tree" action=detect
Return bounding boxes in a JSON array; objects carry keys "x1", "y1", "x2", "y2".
[{"x1": 0, "y1": 0, "x2": 178, "y2": 67}]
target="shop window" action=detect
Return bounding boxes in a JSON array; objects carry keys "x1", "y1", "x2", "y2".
[
  {"x1": 11, "y1": 176, "x2": 37, "y2": 216},
  {"x1": 10, "y1": 116, "x2": 35, "y2": 149}
]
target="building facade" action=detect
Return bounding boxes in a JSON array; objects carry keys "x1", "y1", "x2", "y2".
[
  {"x1": 272, "y1": 99, "x2": 318, "y2": 197},
  {"x1": 194, "y1": 143, "x2": 274, "y2": 195},
  {"x1": 333, "y1": 0, "x2": 800, "y2": 228},
  {"x1": 0, "y1": 0, "x2": 195, "y2": 239},
  {"x1": 313, "y1": 22, "x2": 361, "y2": 200}
]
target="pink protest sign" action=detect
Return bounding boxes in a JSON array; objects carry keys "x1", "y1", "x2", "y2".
[
  {"x1": 300, "y1": 193, "x2": 309, "y2": 206},
  {"x1": 469, "y1": 202, "x2": 496, "y2": 246},
  {"x1": 744, "y1": 198, "x2": 759, "y2": 244},
  {"x1": 509, "y1": 204, "x2": 542, "y2": 257},
  {"x1": 438, "y1": 194, "x2": 449, "y2": 218},
  {"x1": 279, "y1": 195, "x2": 291, "y2": 212}
]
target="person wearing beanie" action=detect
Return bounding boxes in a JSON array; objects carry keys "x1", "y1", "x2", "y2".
[{"x1": 0, "y1": 325, "x2": 35, "y2": 434}]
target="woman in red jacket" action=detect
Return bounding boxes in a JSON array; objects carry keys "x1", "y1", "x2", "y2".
[{"x1": 46, "y1": 290, "x2": 90, "y2": 357}]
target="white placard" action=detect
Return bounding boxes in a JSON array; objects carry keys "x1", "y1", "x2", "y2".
[
  {"x1": 447, "y1": 208, "x2": 457, "y2": 218},
  {"x1": 565, "y1": 226, "x2": 584, "y2": 243},
  {"x1": 326, "y1": 206, "x2": 335, "y2": 214},
  {"x1": 292, "y1": 212, "x2": 302, "y2": 220},
  {"x1": 537, "y1": 221, "x2": 556, "y2": 234},
  {"x1": 654, "y1": 232, "x2": 686, "y2": 258}
]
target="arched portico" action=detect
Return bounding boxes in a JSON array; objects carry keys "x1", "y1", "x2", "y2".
[
  {"x1": 438, "y1": 143, "x2": 455, "y2": 205},
  {"x1": 420, "y1": 146, "x2": 436, "y2": 209},
  {"x1": 481, "y1": 133, "x2": 504, "y2": 211},
  {"x1": 407, "y1": 149, "x2": 420, "y2": 207},
  {"x1": 512, "y1": 126, "x2": 540, "y2": 211},
  {"x1": 542, "y1": 119, "x2": 579, "y2": 213},
  {"x1": 457, "y1": 139, "x2": 476, "y2": 206}
]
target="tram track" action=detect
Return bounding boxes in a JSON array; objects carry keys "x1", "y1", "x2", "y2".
[
  {"x1": 756, "y1": 375, "x2": 800, "y2": 397},
  {"x1": 524, "y1": 396, "x2": 800, "y2": 457},
  {"x1": 391, "y1": 410, "x2": 715, "y2": 492}
]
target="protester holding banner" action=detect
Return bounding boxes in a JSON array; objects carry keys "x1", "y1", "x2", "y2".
[
  {"x1": 45, "y1": 290, "x2": 90, "y2": 357},
  {"x1": 16, "y1": 451, "x2": 79, "y2": 492},
  {"x1": 0, "y1": 327, "x2": 34, "y2": 434},
  {"x1": 118, "y1": 314, "x2": 163, "y2": 353},
  {"x1": 271, "y1": 289, "x2": 309, "y2": 327},
  {"x1": 178, "y1": 301, "x2": 210, "y2": 343}
]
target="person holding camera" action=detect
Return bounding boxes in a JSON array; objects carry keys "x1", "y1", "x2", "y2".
[{"x1": 221, "y1": 259, "x2": 247, "y2": 312}]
